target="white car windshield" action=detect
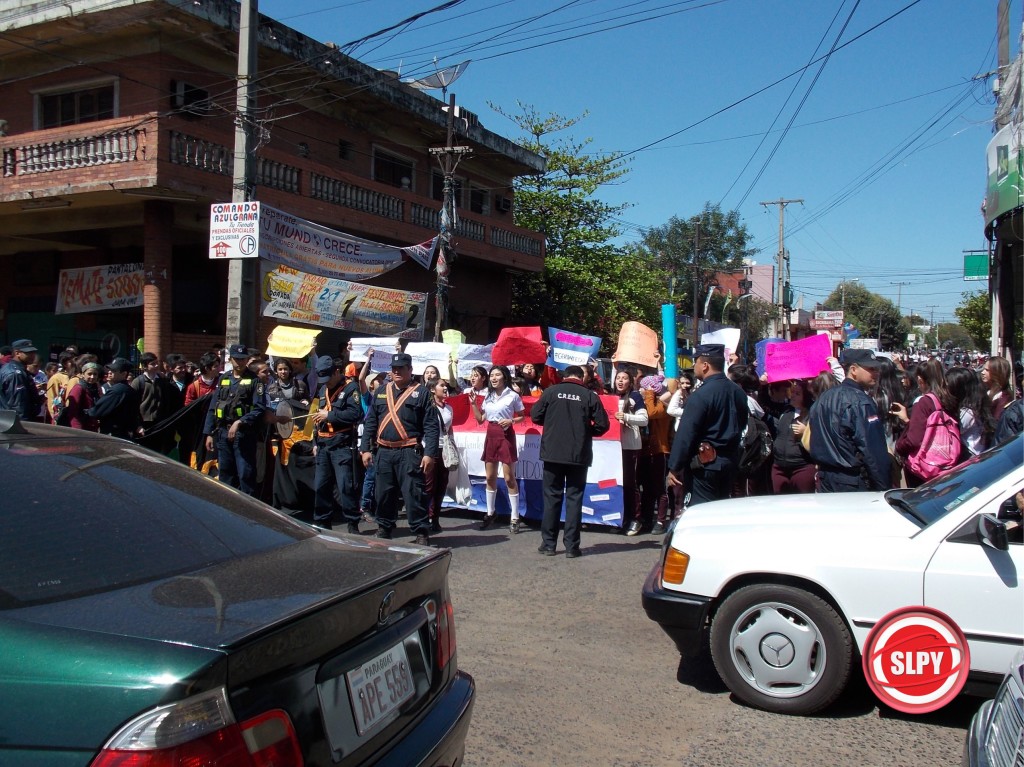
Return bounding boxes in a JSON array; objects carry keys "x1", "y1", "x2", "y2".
[{"x1": 887, "y1": 434, "x2": 1023, "y2": 528}]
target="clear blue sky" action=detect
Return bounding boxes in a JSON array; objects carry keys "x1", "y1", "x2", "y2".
[{"x1": 261, "y1": 0, "x2": 1014, "y2": 328}]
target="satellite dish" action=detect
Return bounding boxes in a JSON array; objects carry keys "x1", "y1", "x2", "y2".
[{"x1": 403, "y1": 60, "x2": 471, "y2": 98}]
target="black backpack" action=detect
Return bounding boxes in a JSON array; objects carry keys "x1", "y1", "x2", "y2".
[{"x1": 738, "y1": 413, "x2": 772, "y2": 475}]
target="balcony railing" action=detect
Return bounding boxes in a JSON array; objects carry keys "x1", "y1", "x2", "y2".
[
  {"x1": 168, "y1": 130, "x2": 231, "y2": 175},
  {"x1": 409, "y1": 203, "x2": 485, "y2": 242},
  {"x1": 310, "y1": 172, "x2": 403, "y2": 221},
  {"x1": 492, "y1": 226, "x2": 543, "y2": 257},
  {"x1": 3, "y1": 126, "x2": 145, "y2": 177}
]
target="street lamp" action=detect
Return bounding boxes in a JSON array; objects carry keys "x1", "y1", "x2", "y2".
[{"x1": 840, "y1": 277, "x2": 859, "y2": 311}]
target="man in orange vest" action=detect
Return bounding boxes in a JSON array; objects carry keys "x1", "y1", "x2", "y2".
[
  {"x1": 360, "y1": 353, "x2": 439, "y2": 545},
  {"x1": 311, "y1": 357, "x2": 364, "y2": 532}
]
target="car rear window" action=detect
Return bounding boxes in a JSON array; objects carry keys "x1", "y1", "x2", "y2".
[{"x1": 0, "y1": 437, "x2": 312, "y2": 608}]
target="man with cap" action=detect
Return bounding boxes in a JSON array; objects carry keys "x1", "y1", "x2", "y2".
[
  {"x1": 667, "y1": 343, "x2": 748, "y2": 506},
  {"x1": 360, "y1": 352, "x2": 439, "y2": 545},
  {"x1": 0, "y1": 339, "x2": 43, "y2": 421},
  {"x1": 809, "y1": 348, "x2": 890, "y2": 492},
  {"x1": 310, "y1": 357, "x2": 364, "y2": 532},
  {"x1": 87, "y1": 358, "x2": 141, "y2": 440},
  {"x1": 203, "y1": 343, "x2": 288, "y2": 496}
]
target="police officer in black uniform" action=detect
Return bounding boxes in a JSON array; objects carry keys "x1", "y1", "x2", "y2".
[
  {"x1": 809, "y1": 348, "x2": 890, "y2": 492},
  {"x1": 87, "y1": 358, "x2": 140, "y2": 439},
  {"x1": 311, "y1": 357, "x2": 364, "y2": 532},
  {"x1": 668, "y1": 343, "x2": 748, "y2": 506},
  {"x1": 360, "y1": 353, "x2": 439, "y2": 545},
  {"x1": 204, "y1": 344, "x2": 285, "y2": 496},
  {"x1": 0, "y1": 339, "x2": 43, "y2": 421},
  {"x1": 530, "y1": 364, "x2": 610, "y2": 557}
]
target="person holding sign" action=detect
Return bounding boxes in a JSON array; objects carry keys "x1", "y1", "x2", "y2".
[{"x1": 470, "y1": 365, "x2": 526, "y2": 533}]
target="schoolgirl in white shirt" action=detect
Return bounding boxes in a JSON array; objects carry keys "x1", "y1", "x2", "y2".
[{"x1": 469, "y1": 365, "x2": 525, "y2": 533}]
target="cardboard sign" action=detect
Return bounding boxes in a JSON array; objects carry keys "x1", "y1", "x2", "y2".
[
  {"x1": 491, "y1": 326, "x2": 547, "y2": 366},
  {"x1": 350, "y1": 337, "x2": 401, "y2": 373},
  {"x1": 755, "y1": 337, "x2": 785, "y2": 372},
  {"x1": 613, "y1": 321, "x2": 659, "y2": 367},
  {"x1": 265, "y1": 325, "x2": 321, "y2": 359},
  {"x1": 763, "y1": 333, "x2": 832, "y2": 383},
  {"x1": 701, "y1": 328, "x2": 742, "y2": 360},
  {"x1": 455, "y1": 343, "x2": 494, "y2": 380},
  {"x1": 546, "y1": 326, "x2": 602, "y2": 370},
  {"x1": 404, "y1": 342, "x2": 451, "y2": 375}
]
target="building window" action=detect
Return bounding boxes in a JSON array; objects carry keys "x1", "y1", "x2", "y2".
[
  {"x1": 338, "y1": 140, "x2": 353, "y2": 161},
  {"x1": 37, "y1": 81, "x2": 117, "y2": 129},
  {"x1": 469, "y1": 186, "x2": 489, "y2": 215},
  {"x1": 373, "y1": 148, "x2": 414, "y2": 190},
  {"x1": 431, "y1": 170, "x2": 463, "y2": 205}
]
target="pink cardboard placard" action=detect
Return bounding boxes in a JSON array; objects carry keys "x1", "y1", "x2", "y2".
[{"x1": 764, "y1": 333, "x2": 832, "y2": 383}]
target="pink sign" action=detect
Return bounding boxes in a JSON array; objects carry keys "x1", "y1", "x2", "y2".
[
  {"x1": 763, "y1": 334, "x2": 832, "y2": 383},
  {"x1": 491, "y1": 326, "x2": 547, "y2": 366}
]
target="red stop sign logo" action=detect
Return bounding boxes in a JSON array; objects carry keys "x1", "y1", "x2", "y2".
[{"x1": 862, "y1": 607, "x2": 970, "y2": 714}]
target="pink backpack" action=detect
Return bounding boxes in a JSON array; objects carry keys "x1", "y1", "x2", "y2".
[{"x1": 905, "y1": 393, "x2": 961, "y2": 481}]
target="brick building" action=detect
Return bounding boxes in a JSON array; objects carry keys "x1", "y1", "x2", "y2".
[{"x1": 0, "y1": 0, "x2": 546, "y2": 362}]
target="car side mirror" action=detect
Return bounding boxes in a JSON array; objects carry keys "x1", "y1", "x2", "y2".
[{"x1": 977, "y1": 514, "x2": 1010, "y2": 552}]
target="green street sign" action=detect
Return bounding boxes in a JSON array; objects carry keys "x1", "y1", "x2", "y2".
[{"x1": 963, "y1": 252, "x2": 988, "y2": 282}]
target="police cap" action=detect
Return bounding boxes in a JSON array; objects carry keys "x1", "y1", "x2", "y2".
[
  {"x1": 228, "y1": 343, "x2": 249, "y2": 360},
  {"x1": 841, "y1": 348, "x2": 882, "y2": 369},
  {"x1": 391, "y1": 352, "x2": 413, "y2": 368}
]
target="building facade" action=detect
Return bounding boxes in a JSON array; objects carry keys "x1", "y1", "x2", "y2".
[{"x1": 0, "y1": 0, "x2": 546, "y2": 361}]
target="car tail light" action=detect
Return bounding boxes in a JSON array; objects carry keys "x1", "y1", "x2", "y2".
[
  {"x1": 662, "y1": 549, "x2": 690, "y2": 585},
  {"x1": 437, "y1": 598, "x2": 456, "y2": 670},
  {"x1": 90, "y1": 688, "x2": 302, "y2": 767}
]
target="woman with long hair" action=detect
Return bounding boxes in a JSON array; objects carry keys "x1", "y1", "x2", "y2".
[
  {"x1": 892, "y1": 358, "x2": 961, "y2": 487},
  {"x1": 62, "y1": 361, "x2": 102, "y2": 431},
  {"x1": 946, "y1": 366, "x2": 995, "y2": 456},
  {"x1": 519, "y1": 362, "x2": 543, "y2": 395},
  {"x1": 470, "y1": 365, "x2": 526, "y2": 533},
  {"x1": 425, "y1": 379, "x2": 455, "y2": 533},
  {"x1": 613, "y1": 369, "x2": 648, "y2": 535},
  {"x1": 266, "y1": 358, "x2": 309, "y2": 408},
  {"x1": 981, "y1": 356, "x2": 1013, "y2": 422},
  {"x1": 463, "y1": 365, "x2": 489, "y2": 397},
  {"x1": 771, "y1": 379, "x2": 816, "y2": 494}
]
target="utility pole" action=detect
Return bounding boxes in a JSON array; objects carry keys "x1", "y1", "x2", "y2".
[
  {"x1": 890, "y1": 281, "x2": 910, "y2": 315},
  {"x1": 926, "y1": 305, "x2": 939, "y2": 349},
  {"x1": 759, "y1": 198, "x2": 802, "y2": 340},
  {"x1": 428, "y1": 94, "x2": 471, "y2": 342},
  {"x1": 226, "y1": 0, "x2": 258, "y2": 348},
  {"x1": 691, "y1": 219, "x2": 700, "y2": 349}
]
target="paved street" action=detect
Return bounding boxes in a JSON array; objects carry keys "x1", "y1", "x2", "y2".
[{"x1": 422, "y1": 512, "x2": 980, "y2": 767}]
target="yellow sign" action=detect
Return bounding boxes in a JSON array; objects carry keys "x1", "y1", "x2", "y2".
[{"x1": 266, "y1": 325, "x2": 321, "y2": 359}]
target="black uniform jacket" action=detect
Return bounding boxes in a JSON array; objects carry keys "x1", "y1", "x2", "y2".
[
  {"x1": 360, "y1": 381, "x2": 439, "y2": 458},
  {"x1": 530, "y1": 380, "x2": 610, "y2": 466},
  {"x1": 315, "y1": 381, "x2": 363, "y2": 446},
  {"x1": 87, "y1": 381, "x2": 141, "y2": 438},
  {"x1": 808, "y1": 378, "x2": 890, "y2": 490},
  {"x1": 669, "y1": 372, "x2": 747, "y2": 472}
]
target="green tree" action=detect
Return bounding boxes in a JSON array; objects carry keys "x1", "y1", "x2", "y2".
[
  {"x1": 629, "y1": 204, "x2": 758, "y2": 337},
  {"x1": 823, "y1": 281, "x2": 907, "y2": 349},
  {"x1": 494, "y1": 103, "x2": 665, "y2": 347},
  {"x1": 955, "y1": 291, "x2": 991, "y2": 348}
]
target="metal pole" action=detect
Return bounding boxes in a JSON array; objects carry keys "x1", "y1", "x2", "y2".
[
  {"x1": 760, "y1": 198, "x2": 802, "y2": 340},
  {"x1": 691, "y1": 219, "x2": 700, "y2": 349},
  {"x1": 226, "y1": 0, "x2": 257, "y2": 348}
]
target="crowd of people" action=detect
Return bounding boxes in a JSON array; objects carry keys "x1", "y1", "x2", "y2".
[{"x1": 1, "y1": 334, "x2": 1022, "y2": 555}]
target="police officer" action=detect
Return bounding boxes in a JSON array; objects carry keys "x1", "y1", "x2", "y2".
[
  {"x1": 667, "y1": 343, "x2": 748, "y2": 506},
  {"x1": 809, "y1": 348, "x2": 890, "y2": 492},
  {"x1": 0, "y1": 339, "x2": 43, "y2": 421},
  {"x1": 204, "y1": 343, "x2": 286, "y2": 496},
  {"x1": 311, "y1": 357, "x2": 364, "y2": 532},
  {"x1": 87, "y1": 358, "x2": 141, "y2": 439},
  {"x1": 360, "y1": 353, "x2": 439, "y2": 544},
  {"x1": 530, "y1": 364, "x2": 610, "y2": 558}
]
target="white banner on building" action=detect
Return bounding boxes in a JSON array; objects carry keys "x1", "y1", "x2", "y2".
[
  {"x1": 56, "y1": 263, "x2": 144, "y2": 315},
  {"x1": 261, "y1": 264, "x2": 428, "y2": 339},
  {"x1": 209, "y1": 202, "x2": 436, "y2": 281}
]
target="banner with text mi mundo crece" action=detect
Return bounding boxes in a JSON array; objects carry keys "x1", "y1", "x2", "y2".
[
  {"x1": 56, "y1": 263, "x2": 144, "y2": 315},
  {"x1": 209, "y1": 203, "x2": 436, "y2": 281},
  {"x1": 261, "y1": 264, "x2": 429, "y2": 339}
]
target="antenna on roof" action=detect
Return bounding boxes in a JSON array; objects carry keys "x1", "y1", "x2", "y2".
[{"x1": 403, "y1": 59, "x2": 471, "y2": 99}]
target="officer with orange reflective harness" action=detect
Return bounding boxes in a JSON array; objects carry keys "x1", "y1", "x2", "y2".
[
  {"x1": 360, "y1": 353, "x2": 439, "y2": 545},
  {"x1": 203, "y1": 344, "x2": 286, "y2": 496},
  {"x1": 311, "y1": 357, "x2": 364, "y2": 532}
]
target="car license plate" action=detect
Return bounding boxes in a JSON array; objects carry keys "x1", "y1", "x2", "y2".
[{"x1": 346, "y1": 641, "x2": 415, "y2": 735}]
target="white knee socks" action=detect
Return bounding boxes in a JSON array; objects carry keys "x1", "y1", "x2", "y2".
[
  {"x1": 509, "y1": 491, "x2": 519, "y2": 522},
  {"x1": 486, "y1": 488, "x2": 496, "y2": 516}
]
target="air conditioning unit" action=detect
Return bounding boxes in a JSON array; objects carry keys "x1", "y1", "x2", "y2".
[{"x1": 495, "y1": 196, "x2": 512, "y2": 213}]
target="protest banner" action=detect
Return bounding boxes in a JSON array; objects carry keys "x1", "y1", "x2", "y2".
[
  {"x1": 265, "y1": 325, "x2": 321, "y2": 359},
  {"x1": 491, "y1": 326, "x2": 547, "y2": 366},
  {"x1": 56, "y1": 263, "x2": 144, "y2": 314},
  {"x1": 613, "y1": 321, "x2": 659, "y2": 367},
  {"x1": 701, "y1": 327, "x2": 742, "y2": 359},
  {"x1": 455, "y1": 343, "x2": 494, "y2": 380},
  {"x1": 404, "y1": 342, "x2": 451, "y2": 375},
  {"x1": 755, "y1": 337, "x2": 785, "y2": 372},
  {"x1": 442, "y1": 329, "x2": 465, "y2": 380},
  {"x1": 546, "y1": 327, "x2": 602, "y2": 370},
  {"x1": 215, "y1": 203, "x2": 435, "y2": 280},
  {"x1": 261, "y1": 264, "x2": 428, "y2": 339},
  {"x1": 763, "y1": 333, "x2": 832, "y2": 383},
  {"x1": 443, "y1": 394, "x2": 624, "y2": 526},
  {"x1": 349, "y1": 337, "x2": 400, "y2": 372}
]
